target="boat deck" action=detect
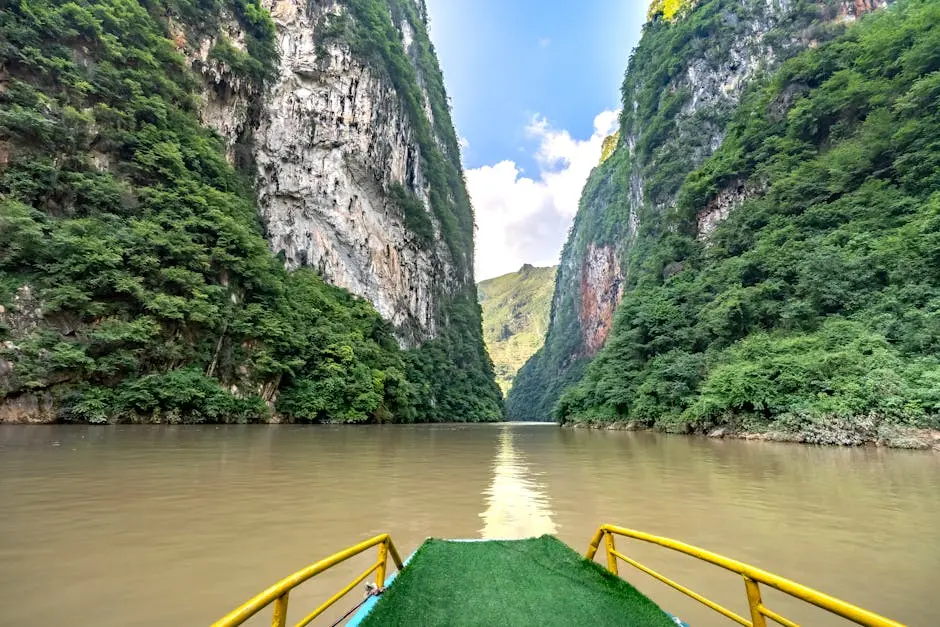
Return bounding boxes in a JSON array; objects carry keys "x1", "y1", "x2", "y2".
[{"x1": 352, "y1": 536, "x2": 677, "y2": 626}]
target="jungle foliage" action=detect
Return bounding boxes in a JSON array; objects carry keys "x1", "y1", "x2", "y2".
[
  {"x1": 556, "y1": 0, "x2": 940, "y2": 435},
  {"x1": 478, "y1": 265, "x2": 556, "y2": 395},
  {"x1": 0, "y1": 0, "x2": 501, "y2": 423},
  {"x1": 507, "y1": 0, "x2": 854, "y2": 422}
]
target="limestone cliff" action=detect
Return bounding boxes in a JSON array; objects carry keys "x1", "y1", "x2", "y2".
[
  {"x1": 192, "y1": 0, "x2": 464, "y2": 346},
  {"x1": 0, "y1": 0, "x2": 501, "y2": 424},
  {"x1": 507, "y1": 0, "x2": 892, "y2": 421}
]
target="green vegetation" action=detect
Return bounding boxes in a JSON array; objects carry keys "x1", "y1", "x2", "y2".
[
  {"x1": 360, "y1": 537, "x2": 676, "y2": 627},
  {"x1": 390, "y1": 183, "x2": 434, "y2": 245},
  {"x1": 315, "y1": 0, "x2": 503, "y2": 421},
  {"x1": 478, "y1": 265, "x2": 556, "y2": 394},
  {"x1": 507, "y1": 159, "x2": 621, "y2": 422},
  {"x1": 556, "y1": 0, "x2": 940, "y2": 441},
  {"x1": 625, "y1": 0, "x2": 850, "y2": 215},
  {"x1": 509, "y1": 0, "x2": 896, "y2": 425},
  {"x1": 0, "y1": 0, "x2": 501, "y2": 423}
]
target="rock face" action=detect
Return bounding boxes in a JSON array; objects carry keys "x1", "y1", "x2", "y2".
[
  {"x1": 195, "y1": 0, "x2": 460, "y2": 346},
  {"x1": 507, "y1": 0, "x2": 892, "y2": 421},
  {"x1": 0, "y1": 393, "x2": 56, "y2": 424},
  {"x1": 0, "y1": 286, "x2": 66, "y2": 422},
  {"x1": 578, "y1": 244, "x2": 622, "y2": 355},
  {"x1": 696, "y1": 179, "x2": 763, "y2": 239},
  {"x1": 0, "y1": 286, "x2": 40, "y2": 398},
  {"x1": 0, "y1": 0, "x2": 501, "y2": 424},
  {"x1": 840, "y1": 0, "x2": 890, "y2": 18}
]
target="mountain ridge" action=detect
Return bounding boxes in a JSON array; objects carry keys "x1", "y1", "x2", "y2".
[
  {"x1": 0, "y1": 0, "x2": 502, "y2": 424},
  {"x1": 510, "y1": 0, "x2": 939, "y2": 447},
  {"x1": 478, "y1": 265, "x2": 556, "y2": 400}
]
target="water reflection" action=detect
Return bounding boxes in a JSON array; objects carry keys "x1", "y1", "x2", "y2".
[
  {"x1": 1, "y1": 425, "x2": 937, "y2": 626},
  {"x1": 479, "y1": 426, "x2": 557, "y2": 538}
]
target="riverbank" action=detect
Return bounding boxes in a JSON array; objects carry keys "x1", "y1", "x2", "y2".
[
  {"x1": 0, "y1": 392, "x2": 503, "y2": 425},
  {"x1": 563, "y1": 420, "x2": 940, "y2": 451},
  {"x1": 5, "y1": 395, "x2": 938, "y2": 452}
]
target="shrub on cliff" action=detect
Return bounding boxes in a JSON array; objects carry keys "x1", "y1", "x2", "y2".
[
  {"x1": 0, "y1": 0, "x2": 501, "y2": 423},
  {"x1": 556, "y1": 0, "x2": 940, "y2": 434}
]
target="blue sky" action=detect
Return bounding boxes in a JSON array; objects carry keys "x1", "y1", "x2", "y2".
[{"x1": 424, "y1": 0, "x2": 649, "y2": 279}]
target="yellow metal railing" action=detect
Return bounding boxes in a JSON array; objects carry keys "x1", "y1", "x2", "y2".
[
  {"x1": 587, "y1": 524, "x2": 905, "y2": 627},
  {"x1": 212, "y1": 533, "x2": 404, "y2": 627}
]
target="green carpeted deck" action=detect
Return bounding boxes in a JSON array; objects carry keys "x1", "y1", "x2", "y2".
[{"x1": 358, "y1": 536, "x2": 677, "y2": 626}]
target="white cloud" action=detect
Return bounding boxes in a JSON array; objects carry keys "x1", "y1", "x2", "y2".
[
  {"x1": 538, "y1": 37, "x2": 552, "y2": 49},
  {"x1": 468, "y1": 110, "x2": 620, "y2": 281}
]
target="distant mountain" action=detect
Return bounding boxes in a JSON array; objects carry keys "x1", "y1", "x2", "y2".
[{"x1": 478, "y1": 266, "x2": 556, "y2": 400}]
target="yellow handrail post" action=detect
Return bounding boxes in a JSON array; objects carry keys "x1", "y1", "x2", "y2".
[
  {"x1": 604, "y1": 531, "x2": 619, "y2": 576},
  {"x1": 586, "y1": 527, "x2": 605, "y2": 560},
  {"x1": 587, "y1": 524, "x2": 905, "y2": 627},
  {"x1": 212, "y1": 533, "x2": 404, "y2": 627},
  {"x1": 271, "y1": 593, "x2": 289, "y2": 627},
  {"x1": 387, "y1": 538, "x2": 404, "y2": 571},
  {"x1": 744, "y1": 577, "x2": 767, "y2": 627},
  {"x1": 377, "y1": 539, "x2": 389, "y2": 589}
]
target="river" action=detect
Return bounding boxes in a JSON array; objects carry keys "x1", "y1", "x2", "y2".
[{"x1": 0, "y1": 424, "x2": 937, "y2": 626}]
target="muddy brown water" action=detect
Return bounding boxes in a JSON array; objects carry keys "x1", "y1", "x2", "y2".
[{"x1": 1, "y1": 424, "x2": 937, "y2": 626}]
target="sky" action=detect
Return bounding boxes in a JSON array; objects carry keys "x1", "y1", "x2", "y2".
[{"x1": 424, "y1": 0, "x2": 649, "y2": 280}]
